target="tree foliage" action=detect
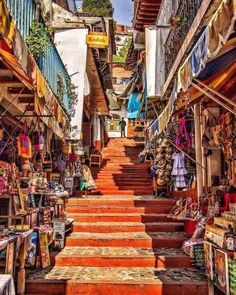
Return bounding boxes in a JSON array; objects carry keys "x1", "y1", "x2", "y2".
[
  {"x1": 113, "y1": 37, "x2": 132, "y2": 64},
  {"x1": 82, "y1": 0, "x2": 113, "y2": 17},
  {"x1": 26, "y1": 20, "x2": 52, "y2": 62}
]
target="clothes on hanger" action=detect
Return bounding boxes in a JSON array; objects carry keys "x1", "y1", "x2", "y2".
[{"x1": 171, "y1": 152, "x2": 187, "y2": 188}]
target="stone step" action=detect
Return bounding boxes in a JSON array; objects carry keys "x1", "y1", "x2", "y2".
[
  {"x1": 72, "y1": 222, "x2": 184, "y2": 233},
  {"x1": 96, "y1": 190, "x2": 153, "y2": 196},
  {"x1": 67, "y1": 213, "x2": 172, "y2": 223},
  {"x1": 97, "y1": 169, "x2": 149, "y2": 173},
  {"x1": 65, "y1": 232, "x2": 189, "y2": 248},
  {"x1": 67, "y1": 205, "x2": 173, "y2": 214},
  {"x1": 95, "y1": 182, "x2": 153, "y2": 187},
  {"x1": 96, "y1": 185, "x2": 152, "y2": 190},
  {"x1": 68, "y1": 197, "x2": 175, "y2": 206},
  {"x1": 94, "y1": 175, "x2": 151, "y2": 180},
  {"x1": 54, "y1": 247, "x2": 191, "y2": 268},
  {"x1": 25, "y1": 267, "x2": 207, "y2": 295}
]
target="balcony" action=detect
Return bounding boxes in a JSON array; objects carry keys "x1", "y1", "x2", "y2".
[
  {"x1": 5, "y1": 0, "x2": 71, "y2": 112},
  {"x1": 164, "y1": 0, "x2": 203, "y2": 79}
]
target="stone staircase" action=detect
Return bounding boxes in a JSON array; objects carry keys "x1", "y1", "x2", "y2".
[
  {"x1": 91, "y1": 138, "x2": 153, "y2": 195},
  {"x1": 25, "y1": 139, "x2": 207, "y2": 295}
]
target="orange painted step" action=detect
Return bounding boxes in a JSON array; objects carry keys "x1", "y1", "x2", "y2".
[
  {"x1": 67, "y1": 213, "x2": 172, "y2": 223},
  {"x1": 26, "y1": 267, "x2": 207, "y2": 295},
  {"x1": 72, "y1": 222, "x2": 184, "y2": 233},
  {"x1": 96, "y1": 186, "x2": 153, "y2": 191},
  {"x1": 97, "y1": 190, "x2": 153, "y2": 195},
  {"x1": 95, "y1": 183, "x2": 153, "y2": 187},
  {"x1": 94, "y1": 176, "x2": 151, "y2": 180},
  {"x1": 67, "y1": 198, "x2": 176, "y2": 206},
  {"x1": 54, "y1": 247, "x2": 191, "y2": 268},
  {"x1": 67, "y1": 205, "x2": 173, "y2": 214},
  {"x1": 65, "y1": 232, "x2": 189, "y2": 248}
]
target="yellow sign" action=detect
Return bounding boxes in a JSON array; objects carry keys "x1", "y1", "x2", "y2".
[{"x1": 86, "y1": 33, "x2": 109, "y2": 48}]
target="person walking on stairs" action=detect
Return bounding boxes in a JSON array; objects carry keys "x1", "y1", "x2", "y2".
[{"x1": 119, "y1": 117, "x2": 126, "y2": 138}]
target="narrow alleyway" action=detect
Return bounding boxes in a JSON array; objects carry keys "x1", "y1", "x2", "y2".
[{"x1": 25, "y1": 139, "x2": 207, "y2": 295}]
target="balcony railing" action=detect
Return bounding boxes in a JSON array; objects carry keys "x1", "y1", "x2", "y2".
[
  {"x1": 5, "y1": 0, "x2": 71, "y2": 112},
  {"x1": 164, "y1": 0, "x2": 203, "y2": 79}
]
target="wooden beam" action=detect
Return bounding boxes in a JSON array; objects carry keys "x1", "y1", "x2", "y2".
[
  {"x1": 0, "y1": 69, "x2": 14, "y2": 77},
  {"x1": 1, "y1": 81, "x2": 25, "y2": 87},
  {"x1": 18, "y1": 96, "x2": 34, "y2": 104},
  {"x1": 25, "y1": 105, "x2": 34, "y2": 112}
]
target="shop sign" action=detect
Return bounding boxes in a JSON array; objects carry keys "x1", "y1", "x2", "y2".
[{"x1": 86, "y1": 33, "x2": 109, "y2": 48}]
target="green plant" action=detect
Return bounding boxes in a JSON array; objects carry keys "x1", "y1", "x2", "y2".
[
  {"x1": 66, "y1": 78, "x2": 78, "y2": 117},
  {"x1": 57, "y1": 73, "x2": 65, "y2": 104},
  {"x1": 26, "y1": 20, "x2": 52, "y2": 61},
  {"x1": 113, "y1": 37, "x2": 132, "y2": 64}
]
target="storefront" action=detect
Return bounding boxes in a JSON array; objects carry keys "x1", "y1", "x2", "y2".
[{"x1": 139, "y1": 1, "x2": 236, "y2": 293}]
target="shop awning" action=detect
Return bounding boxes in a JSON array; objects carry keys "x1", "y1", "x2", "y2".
[{"x1": 175, "y1": 49, "x2": 236, "y2": 110}]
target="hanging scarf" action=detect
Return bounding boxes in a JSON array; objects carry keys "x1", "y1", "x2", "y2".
[{"x1": 17, "y1": 134, "x2": 32, "y2": 158}]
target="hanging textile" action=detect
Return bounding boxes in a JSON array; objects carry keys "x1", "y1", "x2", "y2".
[
  {"x1": 208, "y1": 0, "x2": 236, "y2": 58},
  {"x1": 177, "y1": 0, "x2": 236, "y2": 92},
  {"x1": 190, "y1": 28, "x2": 209, "y2": 77},
  {"x1": 171, "y1": 152, "x2": 187, "y2": 188},
  {"x1": 127, "y1": 92, "x2": 142, "y2": 119},
  {"x1": 0, "y1": 0, "x2": 15, "y2": 44},
  {"x1": 17, "y1": 134, "x2": 32, "y2": 159}
]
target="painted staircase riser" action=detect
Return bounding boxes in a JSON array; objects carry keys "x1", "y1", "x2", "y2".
[{"x1": 25, "y1": 281, "x2": 207, "y2": 295}]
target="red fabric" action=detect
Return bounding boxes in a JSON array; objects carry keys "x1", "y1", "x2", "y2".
[
  {"x1": 229, "y1": 192, "x2": 236, "y2": 203},
  {"x1": 184, "y1": 220, "x2": 197, "y2": 235},
  {"x1": 201, "y1": 193, "x2": 230, "y2": 215},
  {"x1": 220, "y1": 193, "x2": 230, "y2": 212}
]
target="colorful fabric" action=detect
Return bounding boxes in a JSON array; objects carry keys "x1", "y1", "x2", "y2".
[
  {"x1": 17, "y1": 134, "x2": 32, "y2": 158},
  {"x1": 190, "y1": 28, "x2": 209, "y2": 77},
  {"x1": 33, "y1": 132, "x2": 44, "y2": 152},
  {"x1": 127, "y1": 92, "x2": 142, "y2": 119},
  {"x1": 208, "y1": 0, "x2": 236, "y2": 58},
  {"x1": 0, "y1": 1, "x2": 16, "y2": 44},
  {"x1": 175, "y1": 118, "x2": 192, "y2": 148},
  {"x1": 177, "y1": 0, "x2": 236, "y2": 92},
  {"x1": 171, "y1": 152, "x2": 187, "y2": 188}
]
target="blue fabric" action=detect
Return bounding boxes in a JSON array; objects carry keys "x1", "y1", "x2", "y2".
[
  {"x1": 190, "y1": 29, "x2": 208, "y2": 77},
  {"x1": 127, "y1": 92, "x2": 142, "y2": 119},
  {"x1": 198, "y1": 47, "x2": 236, "y2": 80}
]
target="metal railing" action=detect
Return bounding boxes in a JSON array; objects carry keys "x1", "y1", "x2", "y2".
[
  {"x1": 5, "y1": 0, "x2": 71, "y2": 112},
  {"x1": 164, "y1": 0, "x2": 203, "y2": 79}
]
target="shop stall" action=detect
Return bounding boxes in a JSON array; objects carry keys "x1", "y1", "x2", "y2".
[{"x1": 0, "y1": 118, "x2": 93, "y2": 293}]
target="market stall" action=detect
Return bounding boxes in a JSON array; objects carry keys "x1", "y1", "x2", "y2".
[{"x1": 0, "y1": 119, "x2": 94, "y2": 293}]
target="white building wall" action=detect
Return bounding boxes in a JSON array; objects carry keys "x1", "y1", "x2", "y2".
[{"x1": 54, "y1": 28, "x2": 88, "y2": 139}]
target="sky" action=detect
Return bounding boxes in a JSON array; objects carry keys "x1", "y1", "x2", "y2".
[{"x1": 111, "y1": 0, "x2": 133, "y2": 26}]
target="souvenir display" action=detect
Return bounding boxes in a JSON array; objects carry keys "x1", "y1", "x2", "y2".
[{"x1": 214, "y1": 249, "x2": 230, "y2": 295}]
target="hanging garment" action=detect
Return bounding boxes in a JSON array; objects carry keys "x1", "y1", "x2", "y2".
[
  {"x1": 171, "y1": 152, "x2": 187, "y2": 188},
  {"x1": 81, "y1": 165, "x2": 96, "y2": 190},
  {"x1": 17, "y1": 134, "x2": 32, "y2": 158},
  {"x1": 175, "y1": 118, "x2": 192, "y2": 148},
  {"x1": 33, "y1": 132, "x2": 45, "y2": 152}
]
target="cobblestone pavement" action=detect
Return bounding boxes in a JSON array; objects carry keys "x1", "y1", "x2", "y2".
[
  {"x1": 27, "y1": 266, "x2": 205, "y2": 282},
  {"x1": 57, "y1": 247, "x2": 189, "y2": 257}
]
